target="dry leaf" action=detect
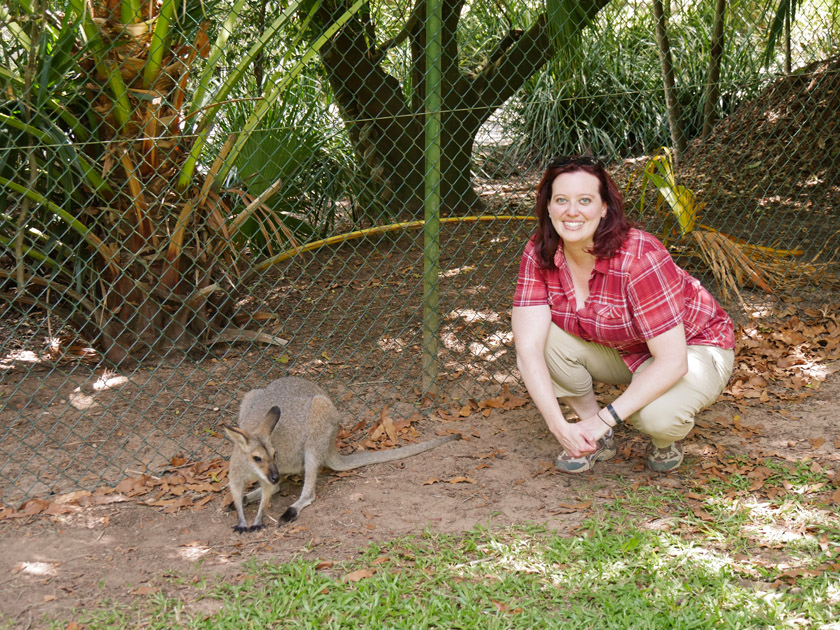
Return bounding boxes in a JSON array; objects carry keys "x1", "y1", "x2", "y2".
[
  {"x1": 447, "y1": 476, "x2": 476, "y2": 484},
  {"x1": 114, "y1": 475, "x2": 152, "y2": 496},
  {"x1": 556, "y1": 499, "x2": 592, "y2": 511},
  {"x1": 343, "y1": 568, "x2": 375, "y2": 582},
  {"x1": 19, "y1": 498, "x2": 50, "y2": 516}
]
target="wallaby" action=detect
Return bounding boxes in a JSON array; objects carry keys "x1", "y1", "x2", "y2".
[{"x1": 223, "y1": 376, "x2": 460, "y2": 532}]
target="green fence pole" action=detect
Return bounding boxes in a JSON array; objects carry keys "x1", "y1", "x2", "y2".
[{"x1": 422, "y1": 0, "x2": 443, "y2": 395}]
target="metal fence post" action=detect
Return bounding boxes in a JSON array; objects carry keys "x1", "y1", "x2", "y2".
[{"x1": 422, "y1": 0, "x2": 443, "y2": 395}]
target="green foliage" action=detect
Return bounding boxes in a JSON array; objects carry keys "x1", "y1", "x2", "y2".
[
  {"x1": 507, "y1": 0, "x2": 772, "y2": 161},
  {"x1": 223, "y1": 95, "x2": 357, "y2": 248}
]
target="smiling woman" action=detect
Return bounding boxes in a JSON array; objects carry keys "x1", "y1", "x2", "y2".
[{"x1": 511, "y1": 156, "x2": 735, "y2": 476}]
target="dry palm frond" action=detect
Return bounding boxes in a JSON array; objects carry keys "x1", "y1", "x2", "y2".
[
  {"x1": 635, "y1": 150, "x2": 840, "y2": 304},
  {"x1": 691, "y1": 230, "x2": 768, "y2": 305},
  {"x1": 691, "y1": 228, "x2": 840, "y2": 303}
]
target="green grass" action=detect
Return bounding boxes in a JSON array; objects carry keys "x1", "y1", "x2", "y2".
[{"x1": 51, "y1": 459, "x2": 840, "y2": 629}]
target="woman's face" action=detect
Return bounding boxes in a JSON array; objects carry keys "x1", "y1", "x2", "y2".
[{"x1": 547, "y1": 170, "x2": 607, "y2": 252}]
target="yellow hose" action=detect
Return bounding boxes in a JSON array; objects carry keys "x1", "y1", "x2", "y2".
[{"x1": 254, "y1": 215, "x2": 536, "y2": 271}]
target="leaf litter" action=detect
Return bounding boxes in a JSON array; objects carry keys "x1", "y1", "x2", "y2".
[{"x1": 2, "y1": 305, "x2": 839, "y2": 524}]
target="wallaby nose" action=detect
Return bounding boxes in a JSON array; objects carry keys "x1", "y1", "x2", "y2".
[{"x1": 268, "y1": 466, "x2": 281, "y2": 484}]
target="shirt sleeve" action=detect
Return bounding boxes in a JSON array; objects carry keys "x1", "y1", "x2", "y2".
[
  {"x1": 513, "y1": 239, "x2": 549, "y2": 307},
  {"x1": 625, "y1": 249, "x2": 686, "y2": 340}
]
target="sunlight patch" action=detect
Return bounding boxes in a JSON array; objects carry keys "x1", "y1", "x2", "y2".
[
  {"x1": 378, "y1": 335, "x2": 406, "y2": 353},
  {"x1": 68, "y1": 387, "x2": 96, "y2": 410},
  {"x1": 447, "y1": 308, "x2": 500, "y2": 323},
  {"x1": 93, "y1": 372, "x2": 129, "y2": 391},
  {"x1": 14, "y1": 561, "x2": 58, "y2": 577},
  {"x1": 178, "y1": 543, "x2": 210, "y2": 561},
  {"x1": 441, "y1": 265, "x2": 476, "y2": 278}
]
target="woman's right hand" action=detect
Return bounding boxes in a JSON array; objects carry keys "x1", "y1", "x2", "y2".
[{"x1": 547, "y1": 418, "x2": 597, "y2": 457}]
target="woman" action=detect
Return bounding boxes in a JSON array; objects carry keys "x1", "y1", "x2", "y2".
[{"x1": 511, "y1": 156, "x2": 735, "y2": 473}]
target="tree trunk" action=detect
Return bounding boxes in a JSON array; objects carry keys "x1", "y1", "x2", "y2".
[
  {"x1": 653, "y1": 0, "x2": 687, "y2": 159},
  {"x1": 784, "y1": 5, "x2": 792, "y2": 73},
  {"x1": 317, "y1": 0, "x2": 609, "y2": 217},
  {"x1": 702, "y1": 0, "x2": 726, "y2": 138}
]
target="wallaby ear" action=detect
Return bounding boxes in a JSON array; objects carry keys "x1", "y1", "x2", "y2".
[
  {"x1": 265, "y1": 406, "x2": 281, "y2": 433},
  {"x1": 222, "y1": 424, "x2": 249, "y2": 451}
]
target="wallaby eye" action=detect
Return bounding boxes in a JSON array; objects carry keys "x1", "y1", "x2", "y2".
[{"x1": 252, "y1": 455, "x2": 263, "y2": 463}]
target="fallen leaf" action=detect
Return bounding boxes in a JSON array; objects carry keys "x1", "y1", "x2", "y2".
[
  {"x1": 422, "y1": 476, "x2": 476, "y2": 485},
  {"x1": 343, "y1": 568, "x2": 375, "y2": 582},
  {"x1": 446, "y1": 476, "x2": 476, "y2": 484},
  {"x1": 53, "y1": 490, "x2": 92, "y2": 506},
  {"x1": 114, "y1": 475, "x2": 153, "y2": 496},
  {"x1": 557, "y1": 499, "x2": 592, "y2": 511},
  {"x1": 19, "y1": 498, "x2": 50, "y2": 516},
  {"x1": 491, "y1": 600, "x2": 523, "y2": 613}
]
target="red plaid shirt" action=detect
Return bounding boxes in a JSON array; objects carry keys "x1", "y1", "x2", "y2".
[{"x1": 513, "y1": 228, "x2": 735, "y2": 371}]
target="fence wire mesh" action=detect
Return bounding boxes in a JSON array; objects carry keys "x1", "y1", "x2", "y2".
[{"x1": 1, "y1": 0, "x2": 839, "y2": 503}]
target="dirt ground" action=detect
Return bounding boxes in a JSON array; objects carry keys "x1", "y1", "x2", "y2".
[{"x1": 1, "y1": 357, "x2": 839, "y2": 628}]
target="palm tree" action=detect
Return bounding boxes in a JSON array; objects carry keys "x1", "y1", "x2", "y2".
[{"x1": 0, "y1": 0, "x2": 360, "y2": 363}]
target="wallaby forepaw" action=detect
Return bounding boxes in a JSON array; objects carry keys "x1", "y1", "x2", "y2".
[
  {"x1": 232, "y1": 524, "x2": 251, "y2": 533},
  {"x1": 279, "y1": 507, "x2": 298, "y2": 524}
]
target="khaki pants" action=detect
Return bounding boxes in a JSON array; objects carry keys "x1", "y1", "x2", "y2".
[{"x1": 544, "y1": 324, "x2": 734, "y2": 448}]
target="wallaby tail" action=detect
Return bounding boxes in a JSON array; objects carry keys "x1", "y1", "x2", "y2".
[{"x1": 325, "y1": 433, "x2": 460, "y2": 472}]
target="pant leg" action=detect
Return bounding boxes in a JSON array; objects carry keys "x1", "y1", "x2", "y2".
[
  {"x1": 543, "y1": 323, "x2": 632, "y2": 398},
  {"x1": 543, "y1": 323, "x2": 735, "y2": 447},
  {"x1": 629, "y1": 346, "x2": 734, "y2": 448}
]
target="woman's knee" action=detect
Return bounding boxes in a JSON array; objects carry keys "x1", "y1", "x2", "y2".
[{"x1": 632, "y1": 400, "x2": 695, "y2": 443}]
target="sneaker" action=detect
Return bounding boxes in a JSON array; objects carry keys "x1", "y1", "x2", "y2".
[
  {"x1": 555, "y1": 429, "x2": 616, "y2": 474},
  {"x1": 648, "y1": 442, "x2": 683, "y2": 472}
]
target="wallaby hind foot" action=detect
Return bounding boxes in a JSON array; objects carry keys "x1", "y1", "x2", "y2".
[{"x1": 224, "y1": 377, "x2": 460, "y2": 531}]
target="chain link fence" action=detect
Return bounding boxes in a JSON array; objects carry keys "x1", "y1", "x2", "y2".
[{"x1": 1, "y1": 0, "x2": 839, "y2": 503}]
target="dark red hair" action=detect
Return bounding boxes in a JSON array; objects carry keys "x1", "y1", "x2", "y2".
[{"x1": 532, "y1": 157, "x2": 632, "y2": 268}]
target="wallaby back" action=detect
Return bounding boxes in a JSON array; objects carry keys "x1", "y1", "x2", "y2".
[{"x1": 238, "y1": 377, "x2": 342, "y2": 475}]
